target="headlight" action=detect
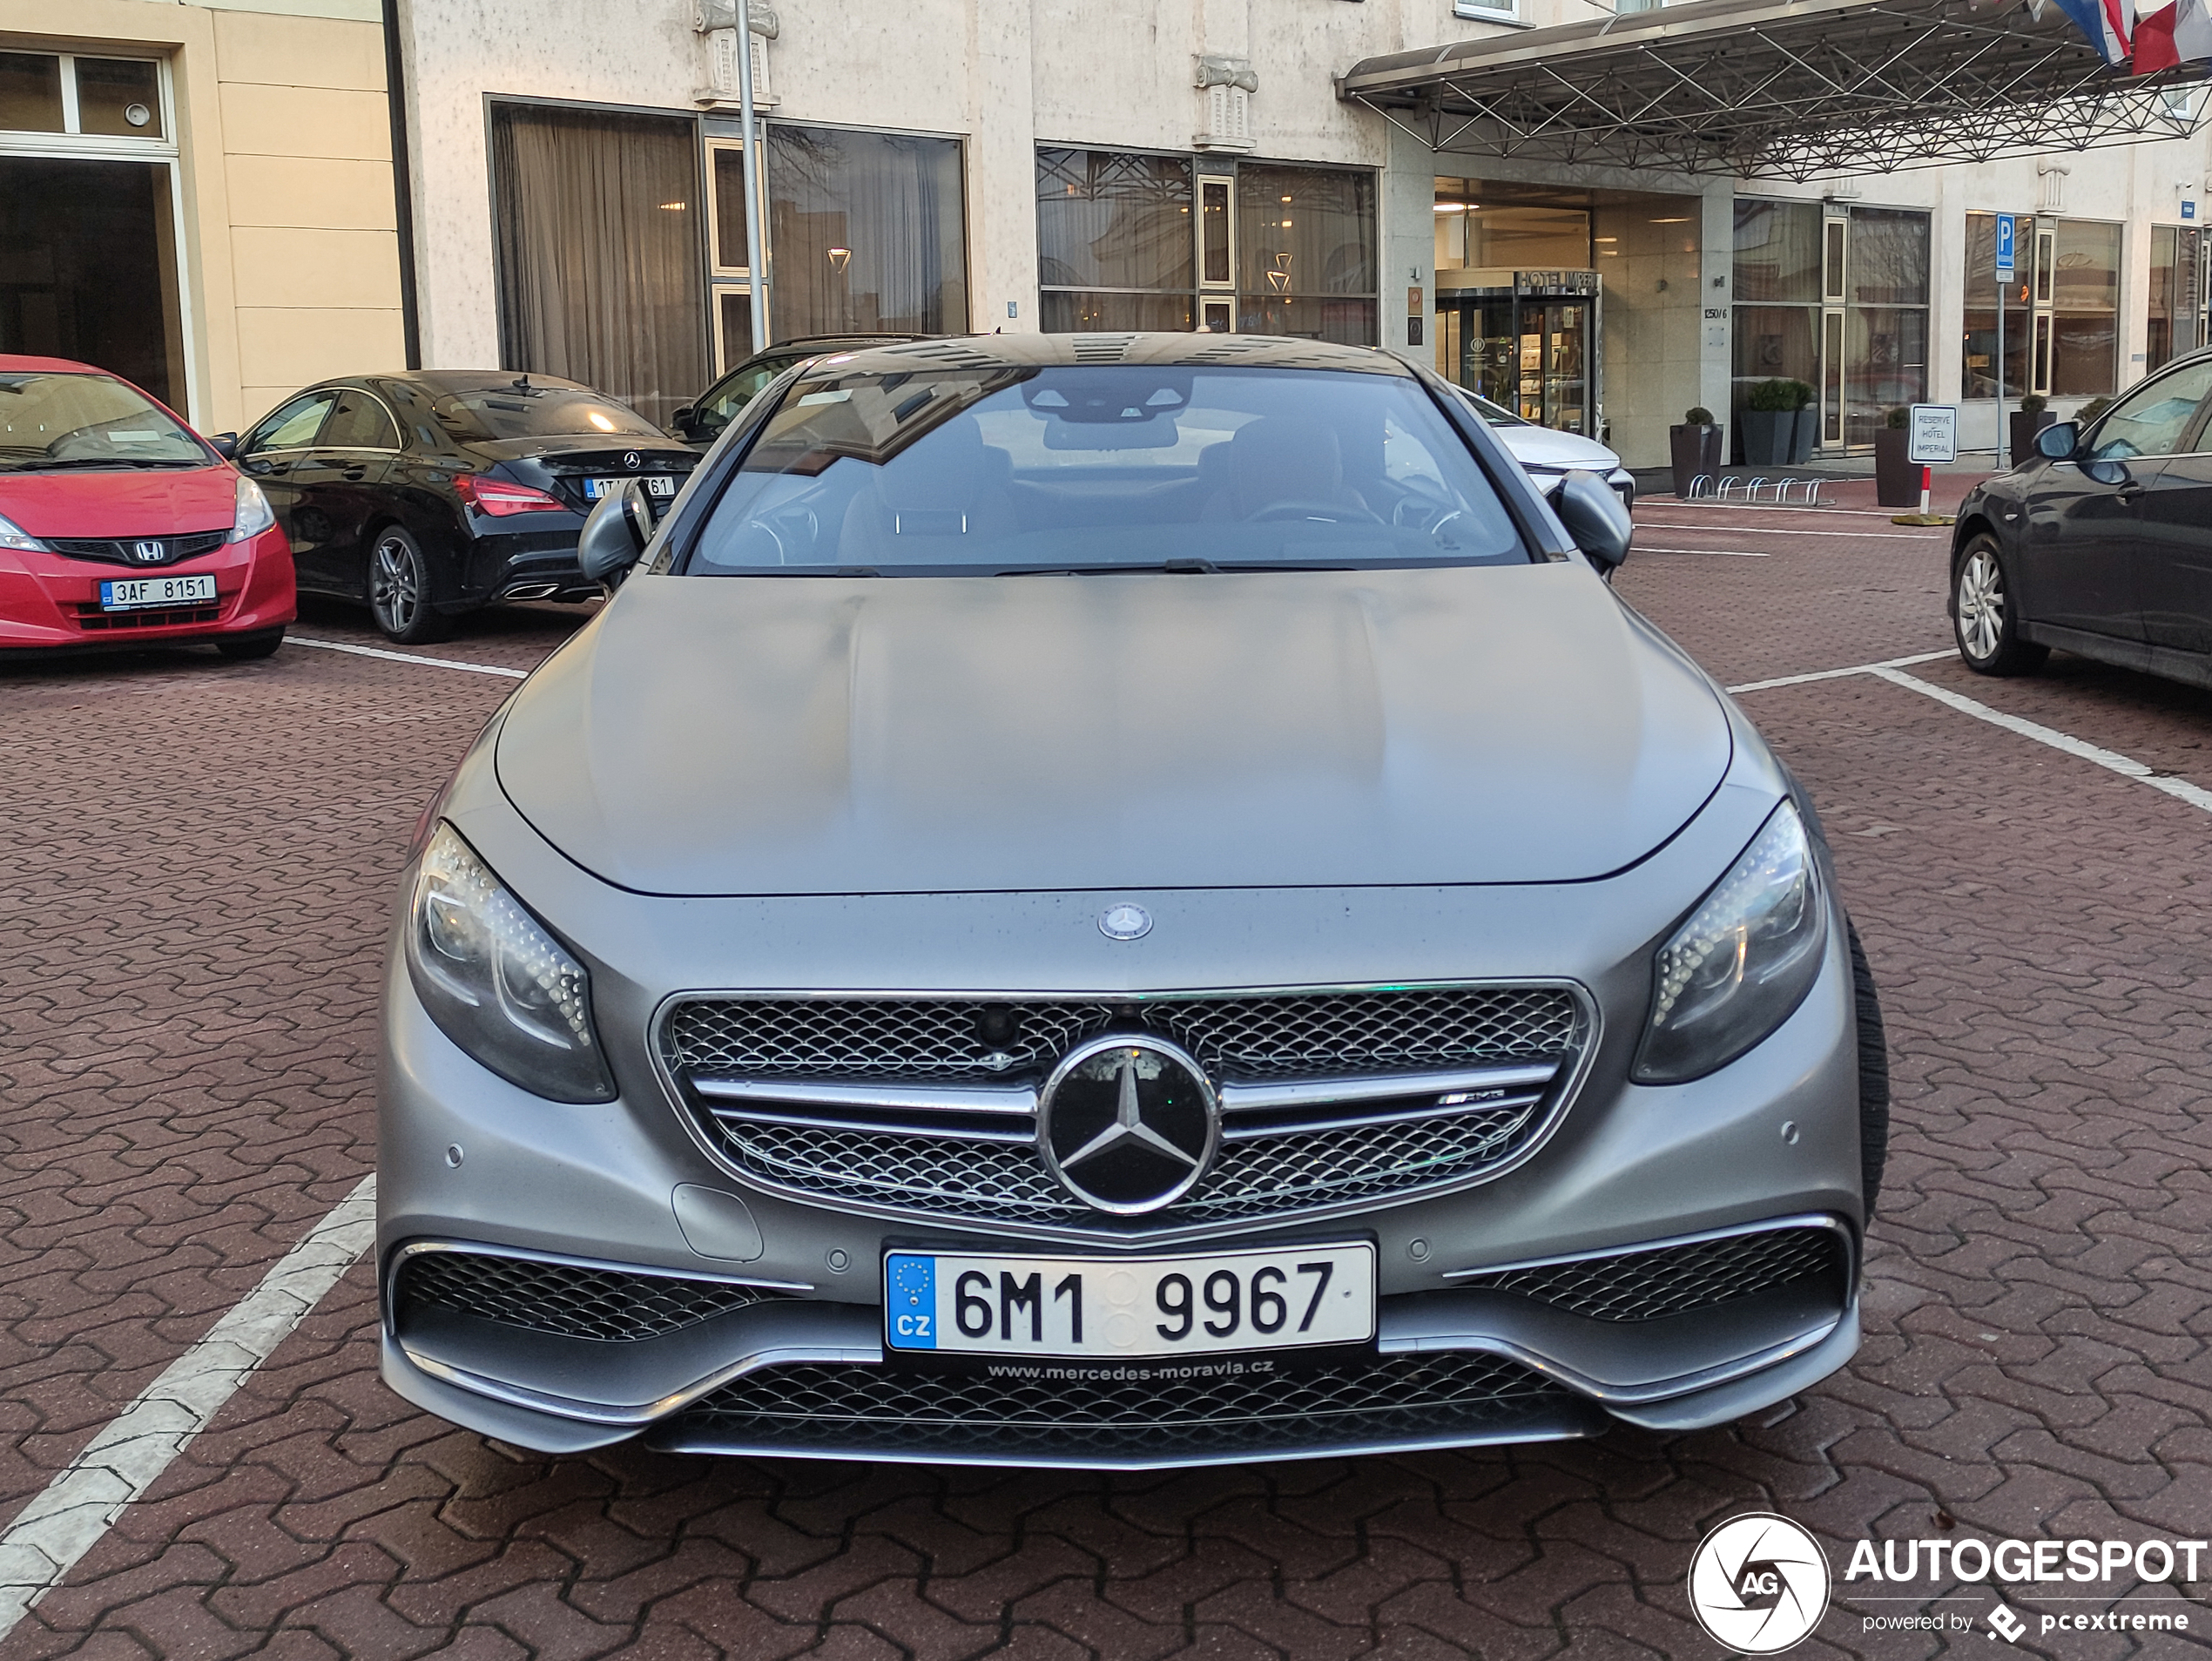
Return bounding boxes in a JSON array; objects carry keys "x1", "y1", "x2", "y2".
[
  {"x1": 226, "y1": 473, "x2": 275, "y2": 543},
  {"x1": 0, "y1": 511, "x2": 49, "y2": 552},
  {"x1": 404, "y1": 823, "x2": 615, "y2": 1102},
  {"x1": 1633, "y1": 801, "x2": 1828, "y2": 1084}
]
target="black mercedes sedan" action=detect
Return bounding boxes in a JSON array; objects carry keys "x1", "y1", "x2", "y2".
[
  {"x1": 218, "y1": 372, "x2": 698, "y2": 642},
  {"x1": 1951, "y1": 346, "x2": 2212, "y2": 685},
  {"x1": 671, "y1": 335, "x2": 923, "y2": 449}
]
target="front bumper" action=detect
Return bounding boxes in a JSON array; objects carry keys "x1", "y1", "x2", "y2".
[
  {"x1": 0, "y1": 525, "x2": 295, "y2": 650},
  {"x1": 377, "y1": 895, "x2": 1866, "y2": 1465}
]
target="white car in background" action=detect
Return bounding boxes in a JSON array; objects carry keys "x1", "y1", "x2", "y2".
[{"x1": 1453, "y1": 388, "x2": 1636, "y2": 510}]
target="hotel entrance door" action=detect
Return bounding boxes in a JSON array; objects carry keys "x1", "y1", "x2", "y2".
[{"x1": 1436, "y1": 273, "x2": 1599, "y2": 436}]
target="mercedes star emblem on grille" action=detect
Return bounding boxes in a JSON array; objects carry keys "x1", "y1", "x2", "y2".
[
  {"x1": 1097, "y1": 903, "x2": 1151, "y2": 940},
  {"x1": 1037, "y1": 1034, "x2": 1217, "y2": 1214},
  {"x1": 624, "y1": 450, "x2": 643, "y2": 470}
]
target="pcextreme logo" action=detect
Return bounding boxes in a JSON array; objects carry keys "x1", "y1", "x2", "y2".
[{"x1": 1689, "y1": 1514, "x2": 1833, "y2": 1654}]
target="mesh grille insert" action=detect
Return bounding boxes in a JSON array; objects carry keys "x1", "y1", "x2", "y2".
[
  {"x1": 1456, "y1": 1225, "x2": 1846, "y2": 1322},
  {"x1": 665, "y1": 987, "x2": 1588, "y2": 1227},
  {"x1": 395, "y1": 1251, "x2": 773, "y2": 1342},
  {"x1": 661, "y1": 1351, "x2": 1582, "y2": 1459}
]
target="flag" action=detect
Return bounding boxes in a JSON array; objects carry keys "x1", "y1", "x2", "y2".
[
  {"x1": 2134, "y1": 0, "x2": 2212, "y2": 67},
  {"x1": 2054, "y1": 0, "x2": 2131, "y2": 60}
]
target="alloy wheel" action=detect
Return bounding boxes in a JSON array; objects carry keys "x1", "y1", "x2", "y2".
[
  {"x1": 1956, "y1": 547, "x2": 2005, "y2": 663},
  {"x1": 371, "y1": 535, "x2": 421, "y2": 635}
]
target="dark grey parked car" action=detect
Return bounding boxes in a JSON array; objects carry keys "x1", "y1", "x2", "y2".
[
  {"x1": 1952, "y1": 346, "x2": 2212, "y2": 681},
  {"x1": 378, "y1": 335, "x2": 1886, "y2": 1469}
]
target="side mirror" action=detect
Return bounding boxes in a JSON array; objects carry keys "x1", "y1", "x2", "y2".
[
  {"x1": 2034, "y1": 421, "x2": 2079, "y2": 461},
  {"x1": 669, "y1": 406, "x2": 695, "y2": 439},
  {"x1": 209, "y1": 432, "x2": 239, "y2": 460},
  {"x1": 578, "y1": 478, "x2": 652, "y2": 588},
  {"x1": 1549, "y1": 470, "x2": 1633, "y2": 576}
]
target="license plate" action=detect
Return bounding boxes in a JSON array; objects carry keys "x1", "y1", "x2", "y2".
[
  {"x1": 885, "y1": 1242, "x2": 1374, "y2": 1364},
  {"x1": 583, "y1": 474, "x2": 678, "y2": 499},
  {"x1": 99, "y1": 573, "x2": 217, "y2": 610}
]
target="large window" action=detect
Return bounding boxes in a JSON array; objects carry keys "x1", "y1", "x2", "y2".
[
  {"x1": 765, "y1": 125, "x2": 968, "y2": 340},
  {"x1": 1036, "y1": 148, "x2": 1197, "y2": 333},
  {"x1": 491, "y1": 103, "x2": 708, "y2": 428},
  {"x1": 2148, "y1": 226, "x2": 2206, "y2": 371},
  {"x1": 1961, "y1": 212, "x2": 2033, "y2": 399},
  {"x1": 1732, "y1": 199, "x2": 1820, "y2": 420},
  {"x1": 2050, "y1": 219, "x2": 2120, "y2": 396},
  {"x1": 1035, "y1": 150, "x2": 1376, "y2": 344},
  {"x1": 1238, "y1": 164, "x2": 1376, "y2": 345}
]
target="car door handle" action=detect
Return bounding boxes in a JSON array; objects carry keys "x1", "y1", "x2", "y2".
[{"x1": 2116, "y1": 482, "x2": 2146, "y2": 503}]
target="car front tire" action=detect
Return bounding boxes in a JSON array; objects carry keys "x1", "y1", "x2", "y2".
[
  {"x1": 368, "y1": 525, "x2": 453, "y2": 645},
  {"x1": 1952, "y1": 535, "x2": 2047, "y2": 676}
]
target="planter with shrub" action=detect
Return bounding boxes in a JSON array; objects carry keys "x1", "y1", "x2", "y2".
[
  {"x1": 1669, "y1": 408, "x2": 1723, "y2": 496},
  {"x1": 1873, "y1": 406, "x2": 1920, "y2": 507},
  {"x1": 2008, "y1": 393, "x2": 2054, "y2": 465},
  {"x1": 1740, "y1": 380, "x2": 1816, "y2": 466}
]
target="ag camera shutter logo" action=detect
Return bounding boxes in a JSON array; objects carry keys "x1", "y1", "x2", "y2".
[{"x1": 1689, "y1": 1514, "x2": 1832, "y2": 1653}]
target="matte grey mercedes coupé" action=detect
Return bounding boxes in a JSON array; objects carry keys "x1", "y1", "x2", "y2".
[{"x1": 378, "y1": 334, "x2": 1887, "y2": 1468}]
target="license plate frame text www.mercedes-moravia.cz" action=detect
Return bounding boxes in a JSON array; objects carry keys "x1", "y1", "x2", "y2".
[{"x1": 883, "y1": 1241, "x2": 1377, "y2": 1374}]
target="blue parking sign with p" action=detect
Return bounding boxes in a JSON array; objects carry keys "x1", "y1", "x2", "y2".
[{"x1": 1995, "y1": 213, "x2": 2015, "y2": 277}]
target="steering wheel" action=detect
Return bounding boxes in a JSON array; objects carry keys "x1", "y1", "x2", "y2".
[{"x1": 1243, "y1": 499, "x2": 1384, "y2": 525}]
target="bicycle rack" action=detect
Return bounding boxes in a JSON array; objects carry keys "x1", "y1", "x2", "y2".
[{"x1": 1687, "y1": 474, "x2": 1716, "y2": 499}]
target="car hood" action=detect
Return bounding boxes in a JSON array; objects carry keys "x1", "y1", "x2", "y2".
[
  {"x1": 496, "y1": 564, "x2": 1731, "y2": 896},
  {"x1": 0, "y1": 464, "x2": 235, "y2": 537},
  {"x1": 1497, "y1": 426, "x2": 1622, "y2": 473}
]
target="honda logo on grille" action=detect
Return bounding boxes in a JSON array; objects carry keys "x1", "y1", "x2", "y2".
[{"x1": 132, "y1": 541, "x2": 167, "y2": 564}]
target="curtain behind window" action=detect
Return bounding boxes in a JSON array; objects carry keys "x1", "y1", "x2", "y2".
[
  {"x1": 492, "y1": 103, "x2": 707, "y2": 429},
  {"x1": 767, "y1": 125, "x2": 968, "y2": 339}
]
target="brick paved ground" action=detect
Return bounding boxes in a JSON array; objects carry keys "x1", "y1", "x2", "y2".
[{"x1": 3, "y1": 496, "x2": 2209, "y2": 1659}]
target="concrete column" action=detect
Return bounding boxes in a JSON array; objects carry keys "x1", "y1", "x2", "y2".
[
  {"x1": 965, "y1": 0, "x2": 1036, "y2": 332},
  {"x1": 1697, "y1": 178, "x2": 1733, "y2": 444},
  {"x1": 1383, "y1": 121, "x2": 1434, "y2": 365}
]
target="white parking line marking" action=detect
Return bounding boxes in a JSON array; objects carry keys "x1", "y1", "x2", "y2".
[
  {"x1": 1635, "y1": 523, "x2": 1945, "y2": 540},
  {"x1": 1869, "y1": 668, "x2": 2212, "y2": 815},
  {"x1": 287, "y1": 635, "x2": 529, "y2": 680},
  {"x1": 1724, "y1": 652, "x2": 1952, "y2": 693},
  {"x1": 0, "y1": 1177, "x2": 378, "y2": 1641},
  {"x1": 1637, "y1": 546, "x2": 1771, "y2": 558}
]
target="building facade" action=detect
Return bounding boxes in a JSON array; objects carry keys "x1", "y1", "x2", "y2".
[
  {"x1": 391, "y1": 0, "x2": 2208, "y2": 468},
  {"x1": 0, "y1": 0, "x2": 408, "y2": 436}
]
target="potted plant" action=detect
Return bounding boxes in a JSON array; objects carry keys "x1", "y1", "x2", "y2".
[
  {"x1": 2009, "y1": 392, "x2": 2054, "y2": 464},
  {"x1": 1874, "y1": 405, "x2": 1919, "y2": 507},
  {"x1": 1669, "y1": 406, "x2": 1722, "y2": 496},
  {"x1": 1740, "y1": 381, "x2": 1796, "y2": 467},
  {"x1": 1788, "y1": 381, "x2": 1818, "y2": 463}
]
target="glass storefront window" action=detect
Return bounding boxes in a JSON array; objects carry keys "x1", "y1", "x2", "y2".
[
  {"x1": 1238, "y1": 163, "x2": 1376, "y2": 345},
  {"x1": 490, "y1": 102, "x2": 709, "y2": 427},
  {"x1": 1960, "y1": 212, "x2": 2033, "y2": 400},
  {"x1": 768, "y1": 125, "x2": 968, "y2": 340},
  {"x1": 2148, "y1": 225, "x2": 2206, "y2": 371},
  {"x1": 1851, "y1": 208, "x2": 1928, "y2": 306},
  {"x1": 1733, "y1": 200, "x2": 1821, "y2": 301},
  {"x1": 1036, "y1": 152, "x2": 1375, "y2": 344},
  {"x1": 1847, "y1": 306, "x2": 1927, "y2": 448},
  {"x1": 2051, "y1": 219, "x2": 2120, "y2": 395}
]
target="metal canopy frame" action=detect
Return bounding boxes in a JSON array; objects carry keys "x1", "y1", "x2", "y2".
[{"x1": 1339, "y1": 0, "x2": 2210, "y2": 180}]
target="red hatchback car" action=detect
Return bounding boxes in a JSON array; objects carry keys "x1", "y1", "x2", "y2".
[{"x1": 0, "y1": 355, "x2": 294, "y2": 658}]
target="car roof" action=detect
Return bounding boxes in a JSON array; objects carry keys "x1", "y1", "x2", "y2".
[
  {"x1": 792, "y1": 334, "x2": 1413, "y2": 378},
  {"x1": 0, "y1": 354, "x2": 123, "y2": 376}
]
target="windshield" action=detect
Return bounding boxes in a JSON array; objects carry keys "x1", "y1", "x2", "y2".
[
  {"x1": 0, "y1": 372, "x2": 207, "y2": 470},
  {"x1": 686, "y1": 364, "x2": 1527, "y2": 575},
  {"x1": 1457, "y1": 388, "x2": 1529, "y2": 429},
  {"x1": 428, "y1": 381, "x2": 662, "y2": 442}
]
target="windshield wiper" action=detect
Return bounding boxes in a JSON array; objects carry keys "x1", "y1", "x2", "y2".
[
  {"x1": 8, "y1": 456, "x2": 203, "y2": 471},
  {"x1": 998, "y1": 558, "x2": 1355, "y2": 576}
]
